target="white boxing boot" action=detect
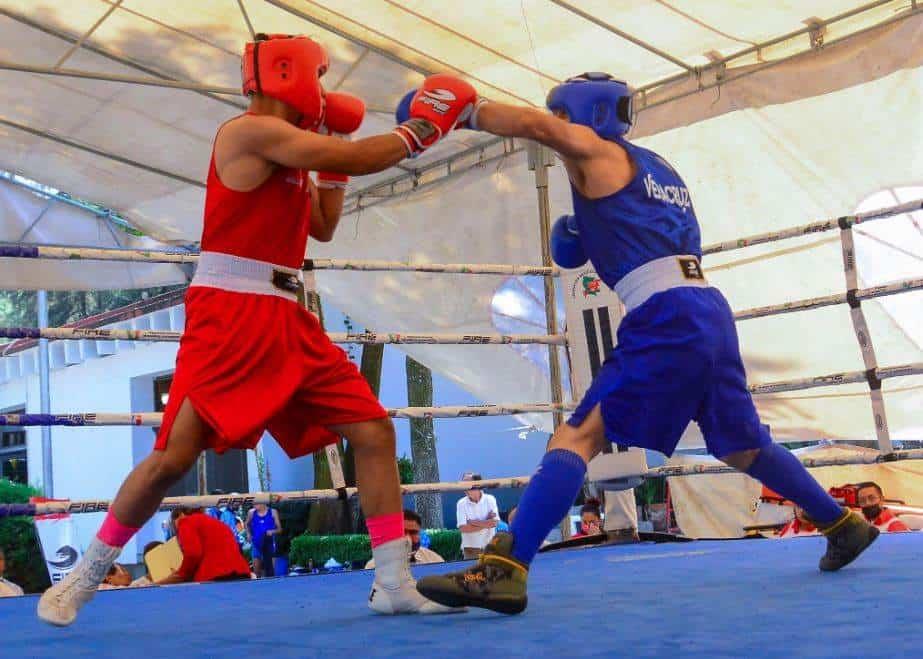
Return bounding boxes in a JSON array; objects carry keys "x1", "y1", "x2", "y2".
[
  {"x1": 38, "y1": 538, "x2": 121, "y2": 627},
  {"x1": 367, "y1": 537, "x2": 465, "y2": 615}
]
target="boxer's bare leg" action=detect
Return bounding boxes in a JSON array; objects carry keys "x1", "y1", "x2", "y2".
[{"x1": 38, "y1": 400, "x2": 209, "y2": 627}]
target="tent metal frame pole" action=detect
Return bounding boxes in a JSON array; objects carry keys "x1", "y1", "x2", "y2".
[
  {"x1": 0, "y1": 117, "x2": 205, "y2": 188},
  {"x1": 0, "y1": 60, "x2": 239, "y2": 95},
  {"x1": 0, "y1": 7, "x2": 246, "y2": 109},
  {"x1": 344, "y1": 137, "x2": 522, "y2": 215},
  {"x1": 527, "y1": 142, "x2": 564, "y2": 431},
  {"x1": 236, "y1": 0, "x2": 257, "y2": 39},
  {"x1": 633, "y1": 0, "x2": 918, "y2": 101},
  {"x1": 53, "y1": 0, "x2": 124, "y2": 70},
  {"x1": 550, "y1": 0, "x2": 693, "y2": 72},
  {"x1": 37, "y1": 290, "x2": 53, "y2": 497},
  {"x1": 1, "y1": 171, "x2": 148, "y2": 236},
  {"x1": 263, "y1": 0, "x2": 433, "y2": 77},
  {"x1": 264, "y1": 0, "x2": 538, "y2": 106},
  {"x1": 635, "y1": 7, "x2": 923, "y2": 114}
]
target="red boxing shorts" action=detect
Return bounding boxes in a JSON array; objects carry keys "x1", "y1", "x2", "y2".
[{"x1": 156, "y1": 284, "x2": 387, "y2": 458}]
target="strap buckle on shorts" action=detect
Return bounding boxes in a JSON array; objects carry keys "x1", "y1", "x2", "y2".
[{"x1": 272, "y1": 270, "x2": 302, "y2": 293}]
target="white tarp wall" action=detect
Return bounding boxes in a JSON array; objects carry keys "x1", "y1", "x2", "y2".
[
  {"x1": 0, "y1": 176, "x2": 188, "y2": 290},
  {"x1": 668, "y1": 443, "x2": 923, "y2": 538}
]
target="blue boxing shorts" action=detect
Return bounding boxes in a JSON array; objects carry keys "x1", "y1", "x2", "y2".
[{"x1": 568, "y1": 286, "x2": 772, "y2": 458}]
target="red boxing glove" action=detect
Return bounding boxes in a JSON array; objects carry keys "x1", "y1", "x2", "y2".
[
  {"x1": 317, "y1": 91, "x2": 366, "y2": 190},
  {"x1": 392, "y1": 74, "x2": 477, "y2": 156}
]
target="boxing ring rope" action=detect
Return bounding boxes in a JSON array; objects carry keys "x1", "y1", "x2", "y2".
[
  {"x1": 2, "y1": 359, "x2": 920, "y2": 427},
  {"x1": 4, "y1": 448, "x2": 923, "y2": 518},
  {"x1": 0, "y1": 196, "x2": 919, "y2": 508},
  {"x1": 1, "y1": 274, "x2": 920, "y2": 344},
  {"x1": 0, "y1": 327, "x2": 567, "y2": 346},
  {"x1": 0, "y1": 402, "x2": 579, "y2": 426},
  {"x1": 0, "y1": 245, "x2": 557, "y2": 276},
  {"x1": 701, "y1": 199, "x2": 922, "y2": 255},
  {"x1": 733, "y1": 277, "x2": 923, "y2": 321}
]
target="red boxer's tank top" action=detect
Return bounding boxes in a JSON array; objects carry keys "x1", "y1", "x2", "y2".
[{"x1": 200, "y1": 116, "x2": 312, "y2": 269}]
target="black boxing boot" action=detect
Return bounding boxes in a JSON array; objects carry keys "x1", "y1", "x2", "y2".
[
  {"x1": 416, "y1": 533, "x2": 528, "y2": 615},
  {"x1": 816, "y1": 507, "x2": 879, "y2": 572}
]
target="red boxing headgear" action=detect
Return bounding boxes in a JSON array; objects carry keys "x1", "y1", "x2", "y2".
[{"x1": 241, "y1": 34, "x2": 329, "y2": 129}]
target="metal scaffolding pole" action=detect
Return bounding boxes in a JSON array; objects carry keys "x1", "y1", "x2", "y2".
[
  {"x1": 37, "y1": 290, "x2": 53, "y2": 497},
  {"x1": 527, "y1": 142, "x2": 564, "y2": 430}
]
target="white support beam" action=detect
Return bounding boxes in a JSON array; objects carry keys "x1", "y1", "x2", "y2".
[
  {"x1": 0, "y1": 7, "x2": 246, "y2": 110},
  {"x1": 263, "y1": 0, "x2": 433, "y2": 76},
  {"x1": 236, "y1": 0, "x2": 257, "y2": 40},
  {"x1": 634, "y1": 0, "x2": 919, "y2": 111},
  {"x1": 345, "y1": 137, "x2": 522, "y2": 215},
  {"x1": 0, "y1": 60, "x2": 239, "y2": 95},
  {"x1": 550, "y1": 0, "x2": 694, "y2": 72},
  {"x1": 54, "y1": 0, "x2": 124, "y2": 69},
  {"x1": 0, "y1": 117, "x2": 205, "y2": 188},
  {"x1": 263, "y1": 0, "x2": 537, "y2": 106}
]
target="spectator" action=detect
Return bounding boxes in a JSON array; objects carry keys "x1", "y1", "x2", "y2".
[
  {"x1": 603, "y1": 489, "x2": 641, "y2": 544},
  {"x1": 207, "y1": 490, "x2": 245, "y2": 545},
  {"x1": 130, "y1": 541, "x2": 163, "y2": 588},
  {"x1": 246, "y1": 503, "x2": 282, "y2": 577},
  {"x1": 158, "y1": 507, "x2": 250, "y2": 584},
  {"x1": 98, "y1": 562, "x2": 132, "y2": 590},
  {"x1": 365, "y1": 510, "x2": 445, "y2": 568},
  {"x1": 777, "y1": 505, "x2": 820, "y2": 538},
  {"x1": 856, "y1": 482, "x2": 910, "y2": 533},
  {"x1": 0, "y1": 547, "x2": 24, "y2": 597},
  {"x1": 456, "y1": 472, "x2": 499, "y2": 559},
  {"x1": 572, "y1": 499, "x2": 604, "y2": 538}
]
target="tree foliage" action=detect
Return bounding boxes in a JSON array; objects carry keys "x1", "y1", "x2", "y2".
[{"x1": 0, "y1": 287, "x2": 183, "y2": 344}]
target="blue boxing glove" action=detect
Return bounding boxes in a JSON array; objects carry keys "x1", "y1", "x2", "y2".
[
  {"x1": 396, "y1": 88, "x2": 487, "y2": 130},
  {"x1": 550, "y1": 214, "x2": 587, "y2": 269},
  {"x1": 395, "y1": 89, "x2": 415, "y2": 124}
]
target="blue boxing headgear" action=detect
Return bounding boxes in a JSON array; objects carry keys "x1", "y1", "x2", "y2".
[{"x1": 545, "y1": 72, "x2": 633, "y2": 140}]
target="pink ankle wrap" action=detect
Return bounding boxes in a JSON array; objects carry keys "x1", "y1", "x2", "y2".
[
  {"x1": 367, "y1": 512, "x2": 404, "y2": 548},
  {"x1": 97, "y1": 511, "x2": 140, "y2": 548}
]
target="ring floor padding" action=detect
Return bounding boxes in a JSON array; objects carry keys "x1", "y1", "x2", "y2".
[{"x1": 5, "y1": 532, "x2": 919, "y2": 658}]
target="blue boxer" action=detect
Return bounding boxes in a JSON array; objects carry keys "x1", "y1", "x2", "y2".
[{"x1": 416, "y1": 73, "x2": 876, "y2": 616}]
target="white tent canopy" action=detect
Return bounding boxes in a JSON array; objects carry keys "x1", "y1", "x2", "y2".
[{"x1": 0, "y1": 1, "x2": 920, "y2": 443}]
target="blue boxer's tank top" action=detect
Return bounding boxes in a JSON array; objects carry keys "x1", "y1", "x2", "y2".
[{"x1": 571, "y1": 138, "x2": 702, "y2": 288}]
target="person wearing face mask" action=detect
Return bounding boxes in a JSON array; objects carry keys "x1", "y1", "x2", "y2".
[
  {"x1": 365, "y1": 510, "x2": 444, "y2": 568},
  {"x1": 855, "y1": 482, "x2": 910, "y2": 533},
  {"x1": 572, "y1": 499, "x2": 604, "y2": 539}
]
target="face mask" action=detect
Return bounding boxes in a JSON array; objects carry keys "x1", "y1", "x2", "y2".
[{"x1": 861, "y1": 504, "x2": 881, "y2": 521}]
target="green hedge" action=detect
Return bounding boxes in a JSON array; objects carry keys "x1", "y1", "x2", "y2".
[
  {"x1": 0, "y1": 479, "x2": 51, "y2": 594},
  {"x1": 290, "y1": 529, "x2": 462, "y2": 567},
  {"x1": 426, "y1": 529, "x2": 462, "y2": 562}
]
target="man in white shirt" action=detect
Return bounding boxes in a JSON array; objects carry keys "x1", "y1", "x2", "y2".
[
  {"x1": 0, "y1": 547, "x2": 25, "y2": 597},
  {"x1": 366, "y1": 510, "x2": 444, "y2": 568},
  {"x1": 456, "y1": 473, "x2": 499, "y2": 559}
]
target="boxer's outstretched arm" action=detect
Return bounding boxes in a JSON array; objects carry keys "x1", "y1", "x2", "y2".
[
  {"x1": 230, "y1": 114, "x2": 409, "y2": 175},
  {"x1": 473, "y1": 103, "x2": 602, "y2": 160}
]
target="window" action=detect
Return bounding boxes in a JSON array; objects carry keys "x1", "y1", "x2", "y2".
[
  {"x1": 153, "y1": 376, "x2": 249, "y2": 496},
  {"x1": 1, "y1": 407, "x2": 27, "y2": 484}
]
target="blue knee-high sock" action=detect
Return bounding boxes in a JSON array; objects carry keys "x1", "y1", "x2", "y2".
[
  {"x1": 510, "y1": 449, "x2": 587, "y2": 565},
  {"x1": 745, "y1": 442, "x2": 842, "y2": 525}
]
